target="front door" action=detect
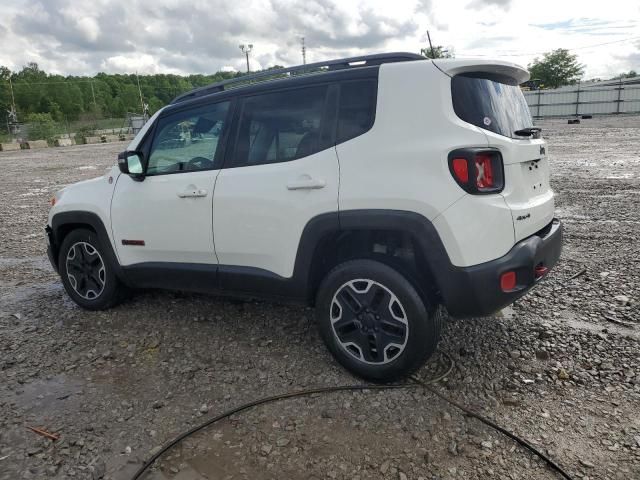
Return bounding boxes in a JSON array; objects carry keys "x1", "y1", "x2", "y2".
[{"x1": 111, "y1": 100, "x2": 231, "y2": 266}]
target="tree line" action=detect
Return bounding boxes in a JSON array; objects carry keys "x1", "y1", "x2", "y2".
[
  {"x1": 0, "y1": 62, "x2": 241, "y2": 129},
  {"x1": 2, "y1": 49, "x2": 637, "y2": 131}
]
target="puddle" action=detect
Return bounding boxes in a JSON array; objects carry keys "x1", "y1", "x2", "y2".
[
  {"x1": 4, "y1": 374, "x2": 86, "y2": 415},
  {"x1": 0, "y1": 256, "x2": 51, "y2": 270},
  {"x1": 555, "y1": 310, "x2": 640, "y2": 340}
]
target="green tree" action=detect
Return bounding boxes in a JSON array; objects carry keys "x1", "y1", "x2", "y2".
[
  {"x1": 528, "y1": 49, "x2": 584, "y2": 89},
  {"x1": 25, "y1": 112, "x2": 58, "y2": 141},
  {"x1": 420, "y1": 46, "x2": 453, "y2": 59},
  {"x1": 616, "y1": 70, "x2": 637, "y2": 79}
]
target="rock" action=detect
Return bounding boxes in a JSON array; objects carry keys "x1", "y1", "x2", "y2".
[
  {"x1": 613, "y1": 295, "x2": 630, "y2": 305},
  {"x1": 380, "y1": 460, "x2": 390, "y2": 474},
  {"x1": 481, "y1": 441, "x2": 492, "y2": 449},
  {"x1": 92, "y1": 460, "x2": 106, "y2": 479},
  {"x1": 399, "y1": 472, "x2": 408, "y2": 480},
  {"x1": 170, "y1": 466, "x2": 179, "y2": 474},
  {"x1": 558, "y1": 369, "x2": 570, "y2": 380},
  {"x1": 448, "y1": 441, "x2": 458, "y2": 456},
  {"x1": 199, "y1": 404, "x2": 209, "y2": 414},
  {"x1": 152, "y1": 400, "x2": 164, "y2": 409},
  {"x1": 276, "y1": 438, "x2": 290, "y2": 447},
  {"x1": 261, "y1": 444, "x2": 273, "y2": 455},
  {"x1": 536, "y1": 350, "x2": 550, "y2": 361},
  {"x1": 124, "y1": 446, "x2": 131, "y2": 455},
  {"x1": 580, "y1": 459, "x2": 595, "y2": 468},
  {"x1": 510, "y1": 350, "x2": 521, "y2": 359}
]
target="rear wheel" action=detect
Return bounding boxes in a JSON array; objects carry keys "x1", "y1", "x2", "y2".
[
  {"x1": 58, "y1": 229, "x2": 125, "y2": 310},
  {"x1": 316, "y1": 259, "x2": 441, "y2": 382}
]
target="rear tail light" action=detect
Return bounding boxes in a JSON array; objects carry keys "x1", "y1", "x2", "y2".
[
  {"x1": 474, "y1": 153, "x2": 495, "y2": 189},
  {"x1": 451, "y1": 158, "x2": 469, "y2": 183},
  {"x1": 448, "y1": 148, "x2": 504, "y2": 194}
]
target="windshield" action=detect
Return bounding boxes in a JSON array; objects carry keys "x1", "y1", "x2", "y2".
[{"x1": 452, "y1": 73, "x2": 533, "y2": 138}]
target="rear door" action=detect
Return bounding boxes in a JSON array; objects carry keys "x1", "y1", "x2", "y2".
[
  {"x1": 450, "y1": 72, "x2": 554, "y2": 241},
  {"x1": 212, "y1": 84, "x2": 339, "y2": 282}
]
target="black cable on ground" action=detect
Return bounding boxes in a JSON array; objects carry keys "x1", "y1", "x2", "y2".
[
  {"x1": 411, "y1": 376, "x2": 575, "y2": 480},
  {"x1": 131, "y1": 352, "x2": 574, "y2": 480}
]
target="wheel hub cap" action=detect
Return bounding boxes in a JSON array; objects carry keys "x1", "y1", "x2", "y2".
[
  {"x1": 330, "y1": 279, "x2": 409, "y2": 365},
  {"x1": 65, "y1": 241, "x2": 106, "y2": 300}
]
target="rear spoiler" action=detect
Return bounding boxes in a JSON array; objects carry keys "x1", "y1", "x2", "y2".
[{"x1": 432, "y1": 58, "x2": 530, "y2": 84}]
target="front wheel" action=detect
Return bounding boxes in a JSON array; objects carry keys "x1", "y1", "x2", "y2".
[
  {"x1": 316, "y1": 259, "x2": 441, "y2": 382},
  {"x1": 58, "y1": 228, "x2": 125, "y2": 310}
]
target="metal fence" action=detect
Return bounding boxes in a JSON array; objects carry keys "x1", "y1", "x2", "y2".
[{"x1": 524, "y1": 82, "x2": 640, "y2": 118}]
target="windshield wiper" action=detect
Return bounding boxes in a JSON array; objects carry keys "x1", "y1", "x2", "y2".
[{"x1": 514, "y1": 127, "x2": 542, "y2": 137}]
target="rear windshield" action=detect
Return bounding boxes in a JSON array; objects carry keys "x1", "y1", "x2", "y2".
[{"x1": 452, "y1": 73, "x2": 533, "y2": 138}]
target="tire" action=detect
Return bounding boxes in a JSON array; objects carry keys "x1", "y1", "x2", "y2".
[
  {"x1": 58, "y1": 228, "x2": 125, "y2": 310},
  {"x1": 316, "y1": 259, "x2": 441, "y2": 382}
]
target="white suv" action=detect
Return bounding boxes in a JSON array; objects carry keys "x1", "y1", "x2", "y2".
[{"x1": 46, "y1": 53, "x2": 562, "y2": 381}]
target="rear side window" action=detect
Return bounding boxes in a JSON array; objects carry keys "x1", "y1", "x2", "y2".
[
  {"x1": 452, "y1": 73, "x2": 533, "y2": 138},
  {"x1": 337, "y1": 80, "x2": 377, "y2": 143},
  {"x1": 233, "y1": 85, "x2": 328, "y2": 166}
]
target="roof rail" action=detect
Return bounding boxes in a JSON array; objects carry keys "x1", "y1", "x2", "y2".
[{"x1": 171, "y1": 52, "x2": 425, "y2": 104}]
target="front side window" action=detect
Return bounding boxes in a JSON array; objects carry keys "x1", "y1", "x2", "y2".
[
  {"x1": 147, "y1": 101, "x2": 230, "y2": 175},
  {"x1": 234, "y1": 85, "x2": 328, "y2": 167}
]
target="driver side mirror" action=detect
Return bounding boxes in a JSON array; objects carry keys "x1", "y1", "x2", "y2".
[{"x1": 117, "y1": 151, "x2": 144, "y2": 180}]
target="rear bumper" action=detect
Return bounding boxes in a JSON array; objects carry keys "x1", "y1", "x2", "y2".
[{"x1": 439, "y1": 218, "x2": 562, "y2": 317}]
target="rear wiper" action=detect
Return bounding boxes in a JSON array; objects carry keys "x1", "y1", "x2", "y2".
[{"x1": 514, "y1": 127, "x2": 542, "y2": 137}]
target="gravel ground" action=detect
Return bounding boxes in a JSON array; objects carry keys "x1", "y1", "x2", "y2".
[{"x1": 1, "y1": 116, "x2": 639, "y2": 480}]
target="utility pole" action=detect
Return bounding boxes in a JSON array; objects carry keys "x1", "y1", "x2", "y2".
[
  {"x1": 8, "y1": 76, "x2": 16, "y2": 114},
  {"x1": 7, "y1": 76, "x2": 19, "y2": 138},
  {"x1": 239, "y1": 44, "x2": 253, "y2": 73},
  {"x1": 301, "y1": 37, "x2": 306, "y2": 65},
  {"x1": 427, "y1": 30, "x2": 435, "y2": 58},
  {"x1": 135, "y1": 72, "x2": 145, "y2": 114},
  {"x1": 90, "y1": 80, "x2": 98, "y2": 112}
]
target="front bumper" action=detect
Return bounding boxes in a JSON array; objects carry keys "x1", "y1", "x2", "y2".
[
  {"x1": 440, "y1": 218, "x2": 563, "y2": 317},
  {"x1": 45, "y1": 225, "x2": 58, "y2": 272}
]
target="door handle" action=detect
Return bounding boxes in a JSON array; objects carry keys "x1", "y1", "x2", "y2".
[
  {"x1": 177, "y1": 187, "x2": 208, "y2": 198},
  {"x1": 286, "y1": 176, "x2": 326, "y2": 190}
]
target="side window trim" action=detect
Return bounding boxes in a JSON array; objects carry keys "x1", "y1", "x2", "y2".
[
  {"x1": 321, "y1": 83, "x2": 339, "y2": 150},
  {"x1": 144, "y1": 99, "x2": 234, "y2": 176}
]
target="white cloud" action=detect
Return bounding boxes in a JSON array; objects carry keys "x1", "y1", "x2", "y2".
[{"x1": 0, "y1": 0, "x2": 637, "y2": 79}]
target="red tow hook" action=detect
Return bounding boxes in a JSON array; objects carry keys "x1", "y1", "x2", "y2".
[{"x1": 534, "y1": 265, "x2": 549, "y2": 279}]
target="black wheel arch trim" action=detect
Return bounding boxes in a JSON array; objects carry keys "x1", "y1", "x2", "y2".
[
  {"x1": 122, "y1": 210, "x2": 451, "y2": 304},
  {"x1": 49, "y1": 211, "x2": 128, "y2": 284},
  {"x1": 48, "y1": 209, "x2": 562, "y2": 318}
]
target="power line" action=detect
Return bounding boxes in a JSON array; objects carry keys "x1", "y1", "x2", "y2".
[{"x1": 459, "y1": 35, "x2": 640, "y2": 58}]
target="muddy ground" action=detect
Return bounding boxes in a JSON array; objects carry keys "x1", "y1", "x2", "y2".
[{"x1": 1, "y1": 116, "x2": 639, "y2": 480}]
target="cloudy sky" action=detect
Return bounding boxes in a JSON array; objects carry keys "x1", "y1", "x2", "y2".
[{"x1": 0, "y1": 0, "x2": 638, "y2": 79}]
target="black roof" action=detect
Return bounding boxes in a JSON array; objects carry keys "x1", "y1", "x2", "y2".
[{"x1": 170, "y1": 52, "x2": 425, "y2": 105}]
